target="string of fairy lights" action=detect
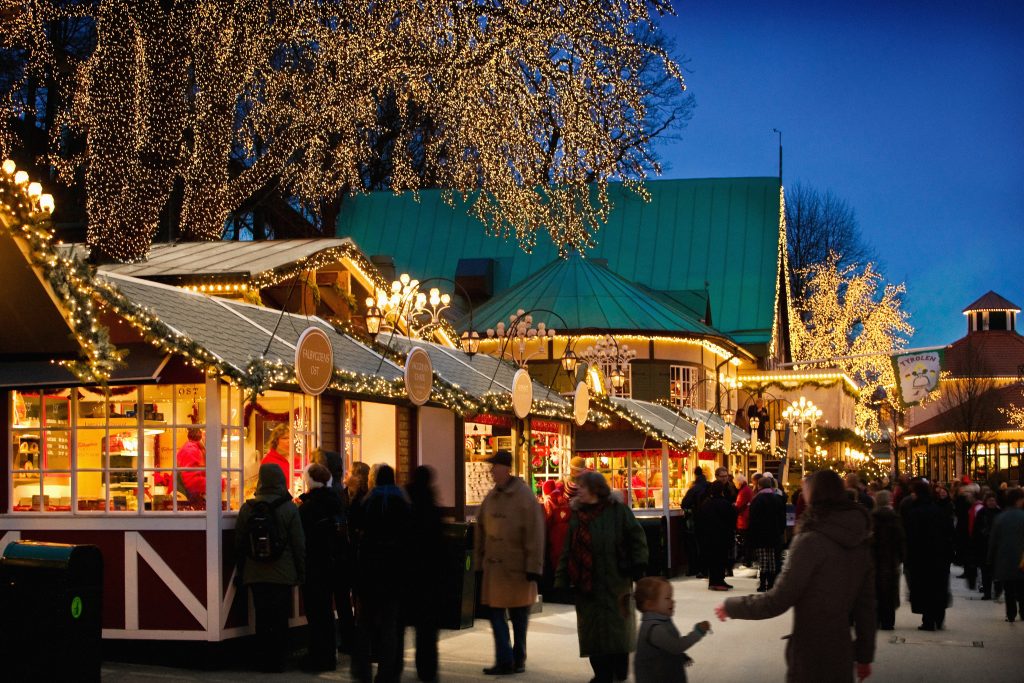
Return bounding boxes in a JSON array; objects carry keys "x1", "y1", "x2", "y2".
[
  {"x1": 791, "y1": 254, "x2": 913, "y2": 435},
  {"x1": 7, "y1": 0, "x2": 686, "y2": 262}
]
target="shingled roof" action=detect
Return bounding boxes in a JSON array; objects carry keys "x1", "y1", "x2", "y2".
[
  {"x1": 337, "y1": 178, "x2": 786, "y2": 349},
  {"x1": 944, "y1": 331, "x2": 1024, "y2": 378},
  {"x1": 962, "y1": 291, "x2": 1021, "y2": 313},
  {"x1": 903, "y1": 384, "x2": 1024, "y2": 438}
]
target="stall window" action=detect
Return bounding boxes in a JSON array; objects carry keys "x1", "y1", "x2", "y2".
[
  {"x1": 246, "y1": 389, "x2": 319, "y2": 499},
  {"x1": 529, "y1": 420, "x2": 569, "y2": 497},
  {"x1": 8, "y1": 383, "x2": 256, "y2": 514},
  {"x1": 344, "y1": 400, "x2": 361, "y2": 468},
  {"x1": 465, "y1": 416, "x2": 514, "y2": 506}
]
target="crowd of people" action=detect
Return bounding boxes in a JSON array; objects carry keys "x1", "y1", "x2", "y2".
[{"x1": 231, "y1": 424, "x2": 1024, "y2": 682}]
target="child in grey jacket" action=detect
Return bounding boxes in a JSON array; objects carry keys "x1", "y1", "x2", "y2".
[{"x1": 634, "y1": 577, "x2": 711, "y2": 683}]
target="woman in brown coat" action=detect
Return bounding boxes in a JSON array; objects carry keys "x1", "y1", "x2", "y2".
[{"x1": 714, "y1": 470, "x2": 877, "y2": 683}]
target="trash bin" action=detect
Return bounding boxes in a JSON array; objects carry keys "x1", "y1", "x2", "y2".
[
  {"x1": 0, "y1": 541, "x2": 103, "y2": 681},
  {"x1": 439, "y1": 522, "x2": 477, "y2": 630},
  {"x1": 638, "y1": 516, "x2": 667, "y2": 577}
]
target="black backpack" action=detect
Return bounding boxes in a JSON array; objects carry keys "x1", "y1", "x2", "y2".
[{"x1": 246, "y1": 496, "x2": 290, "y2": 561}]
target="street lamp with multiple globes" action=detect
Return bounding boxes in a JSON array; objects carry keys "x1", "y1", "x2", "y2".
[
  {"x1": 576, "y1": 334, "x2": 637, "y2": 396},
  {"x1": 782, "y1": 396, "x2": 823, "y2": 476}
]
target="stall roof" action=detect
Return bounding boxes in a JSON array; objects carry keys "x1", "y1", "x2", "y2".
[
  {"x1": 67, "y1": 238, "x2": 359, "y2": 284},
  {"x1": 609, "y1": 397, "x2": 698, "y2": 449},
  {"x1": 99, "y1": 273, "x2": 404, "y2": 382},
  {"x1": 389, "y1": 337, "x2": 569, "y2": 408},
  {"x1": 676, "y1": 405, "x2": 752, "y2": 444}
]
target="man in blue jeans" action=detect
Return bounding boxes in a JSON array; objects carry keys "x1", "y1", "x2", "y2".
[{"x1": 473, "y1": 450, "x2": 545, "y2": 675}]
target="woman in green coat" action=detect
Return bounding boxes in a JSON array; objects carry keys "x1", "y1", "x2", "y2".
[{"x1": 557, "y1": 471, "x2": 649, "y2": 683}]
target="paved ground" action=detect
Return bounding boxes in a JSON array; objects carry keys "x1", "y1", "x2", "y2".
[{"x1": 103, "y1": 571, "x2": 1022, "y2": 682}]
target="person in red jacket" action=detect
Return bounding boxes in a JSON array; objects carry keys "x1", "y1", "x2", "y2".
[
  {"x1": 734, "y1": 474, "x2": 753, "y2": 568},
  {"x1": 176, "y1": 428, "x2": 207, "y2": 509},
  {"x1": 261, "y1": 424, "x2": 292, "y2": 488}
]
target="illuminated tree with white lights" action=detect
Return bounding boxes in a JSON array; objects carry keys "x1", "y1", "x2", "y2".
[
  {"x1": 1, "y1": 0, "x2": 690, "y2": 262},
  {"x1": 793, "y1": 253, "x2": 914, "y2": 433}
]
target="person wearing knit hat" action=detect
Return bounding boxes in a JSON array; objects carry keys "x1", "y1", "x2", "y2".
[{"x1": 565, "y1": 456, "x2": 590, "y2": 500}]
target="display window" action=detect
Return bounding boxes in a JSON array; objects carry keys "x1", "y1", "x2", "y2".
[
  {"x1": 7, "y1": 383, "x2": 311, "y2": 514},
  {"x1": 528, "y1": 419, "x2": 570, "y2": 497},
  {"x1": 464, "y1": 415, "x2": 515, "y2": 506},
  {"x1": 245, "y1": 389, "x2": 319, "y2": 499},
  {"x1": 587, "y1": 448, "x2": 689, "y2": 510},
  {"x1": 344, "y1": 400, "x2": 361, "y2": 468}
]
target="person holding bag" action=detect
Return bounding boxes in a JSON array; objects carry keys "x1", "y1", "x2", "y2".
[{"x1": 556, "y1": 471, "x2": 649, "y2": 683}]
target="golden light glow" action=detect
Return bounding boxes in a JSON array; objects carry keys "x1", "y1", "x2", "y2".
[{"x1": 7, "y1": 1, "x2": 686, "y2": 262}]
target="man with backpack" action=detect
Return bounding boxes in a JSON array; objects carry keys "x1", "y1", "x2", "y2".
[{"x1": 235, "y1": 463, "x2": 306, "y2": 673}]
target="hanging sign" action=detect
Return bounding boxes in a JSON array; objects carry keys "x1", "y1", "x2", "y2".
[
  {"x1": 573, "y1": 382, "x2": 589, "y2": 426},
  {"x1": 750, "y1": 430, "x2": 758, "y2": 456},
  {"x1": 891, "y1": 348, "x2": 944, "y2": 407},
  {"x1": 695, "y1": 420, "x2": 706, "y2": 452},
  {"x1": 723, "y1": 425, "x2": 732, "y2": 454},
  {"x1": 512, "y1": 368, "x2": 533, "y2": 419},
  {"x1": 404, "y1": 347, "x2": 434, "y2": 406},
  {"x1": 295, "y1": 327, "x2": 333, "y2": 396},
  {"x1": 769, "y1": 429, "x2": 778, "y2": 454}
]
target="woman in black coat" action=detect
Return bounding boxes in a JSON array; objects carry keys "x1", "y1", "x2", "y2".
[
  {"x1": 871, "y1": 490, "x2": 905, "y2": 630},
  {"x1": 697, "y1": 481, "x2": 737, "y2": 591},
  {"x1": 298, "y1": 463, "x2": 345, "y2": 671},
  {"x1": 747, "y1": 477, "x2": 786, "y2": 592},
  {"x1": 904, "y1": 481, "x2": 954, "y2": 631},
  {"x1": 971, "y1": 493, "x2": 1002, "y2": 600}
]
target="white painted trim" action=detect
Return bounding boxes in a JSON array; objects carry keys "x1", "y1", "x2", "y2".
[
  {"x1": 136, "y1": 534, "x2": 208, "y2": 628},
  {"x1": 220, "y1": 568, "x2": 237, "y2": 630},
  {"x1": 102, "y1": 628, "x2": 207, "y2": 641},
  {"x1": 0, "y1": 529, "x2": 21, "y2": 553},
  {"x1": 205, "y1": 375, "x2": 223, "y2": 641},
  {"x1": 124, "y1": 531, "x2": 139, "y2": 630},
  {"x1": 0, "y1": 517, "x2": 206, "y2": 531}
]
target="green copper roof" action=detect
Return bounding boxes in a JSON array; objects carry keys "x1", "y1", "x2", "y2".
[
  {"x1": 466, "y1": 256, "x2": 731, "y2": 341},
  {"x1": 337, "y1": 177, "x2": 782, "y2": 346}
]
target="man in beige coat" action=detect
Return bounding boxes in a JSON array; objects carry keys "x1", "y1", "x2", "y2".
[{"x1": 473, "y1": 450, "x2": 545, "y2": 676}]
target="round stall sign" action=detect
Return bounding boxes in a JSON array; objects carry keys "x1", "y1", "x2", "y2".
[
  {"x1": 295, "y1": 327, "x2": 333, "y2": 396},
  {"x1": 405, "y1": 347, "x2": 434, "y2": 406},
  {"x1": 769, "y1": 430, "x2": 777, "y2": 453},
  {"x1": 573, "y1": 382, "x2": 589, "y2": 426},
  {"x1": 723, "y1": 424, "x2": 732, "y2": 454},
  {"x1": 695, "y1": 420, "x2": 706, "y2": 452},
  {"x1": 512, "y1": 368, "x2": 533, "y2": 419}
]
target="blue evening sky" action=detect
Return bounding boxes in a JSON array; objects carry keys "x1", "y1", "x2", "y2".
[{"x1": 656, "y1": 1, "x2": 1024, "y2": 347}]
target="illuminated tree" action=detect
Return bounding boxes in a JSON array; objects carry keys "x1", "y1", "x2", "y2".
[
  {"x1": 2, "y1": 0, "x2": 689, "y2": 262},
  {"x1": 793, "y1": 253, "x2": 913, "y2": 432}
]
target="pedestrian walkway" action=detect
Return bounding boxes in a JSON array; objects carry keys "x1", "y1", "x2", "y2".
[{"x1": 103, "y1": 572, "x2": 1023, "y2": 682}]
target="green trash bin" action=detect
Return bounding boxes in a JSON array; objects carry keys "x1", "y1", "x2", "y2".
[
  {"x1": 0, "y1": 541, "x2": 103, "y2": 681},
  {"x1": 439, "y1": 522, "x2": 477, "y2": 630}
]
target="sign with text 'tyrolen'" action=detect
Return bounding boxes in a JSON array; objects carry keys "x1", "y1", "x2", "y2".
[
  {"x1": 295, "y1": 327, "x2": 333, "y2": 396},
  {"x1": 405, "y1": 347, "x2": 434, "y2": 406},
  {"x1": 512, "y1": 368, "x2": 533, "y2": 419}
]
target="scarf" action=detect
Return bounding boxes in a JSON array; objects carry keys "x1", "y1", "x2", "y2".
[{"x1": 568, "y1": 500, "x2": 609, "y2": 593}]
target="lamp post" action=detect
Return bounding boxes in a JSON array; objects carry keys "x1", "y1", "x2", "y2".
[
  {"x1": 575, "y1": 334, "x2": 637, "y2": 397},
  {"x1": 781, "y1": 397, "x2": 823, "y2": 476},
  {"x1": 480, "y1": 307, "x2": 577, "y2": 392}
]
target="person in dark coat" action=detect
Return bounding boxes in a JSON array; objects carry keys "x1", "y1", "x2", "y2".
[
  {"x1": 404, "y1": 466, "x2": 443, "y2": 683},
  {"x1": 680, "y1": 467, "x2": 708, "y2": 578},
  {"x1": 556, "y1": 471, "x2": 649, "y2": 683},
  {"x1": 235, "y1": 464, "x2": 306, "y2": 673},
  {"x1": 351, "y1": 464, "x2": 412, "y2": 683},
  {"x1": 697, "y1": 481, "x2": 737, "y2": 591},
  {"x1": 971, "y1": 492, "x2": 1002, "y2": 600},
  {"x1": 988, "y1": 488, "x2": 1024, "y2": 622},
  {"x1": 311, "y1": 449, "x2": 353, "y2": 652},
  {"x1": 337, "y1": 461, "x2": 370, "y2": 653},
  {"x1": 748, "y1": 476, "x2": 786, "y2": 592},
  {"x1": 871, "y1": 490, "x2": 905, "y2": 630},
  {"x1": 904, "y1": 480, "x2": 954, "y2": 631},
  {"x1": 715, "y1": 469, "x2": 876, "y2": 683},
  {"x1": 298, "y1": 463, "x2": 344, "y2": 671}
]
